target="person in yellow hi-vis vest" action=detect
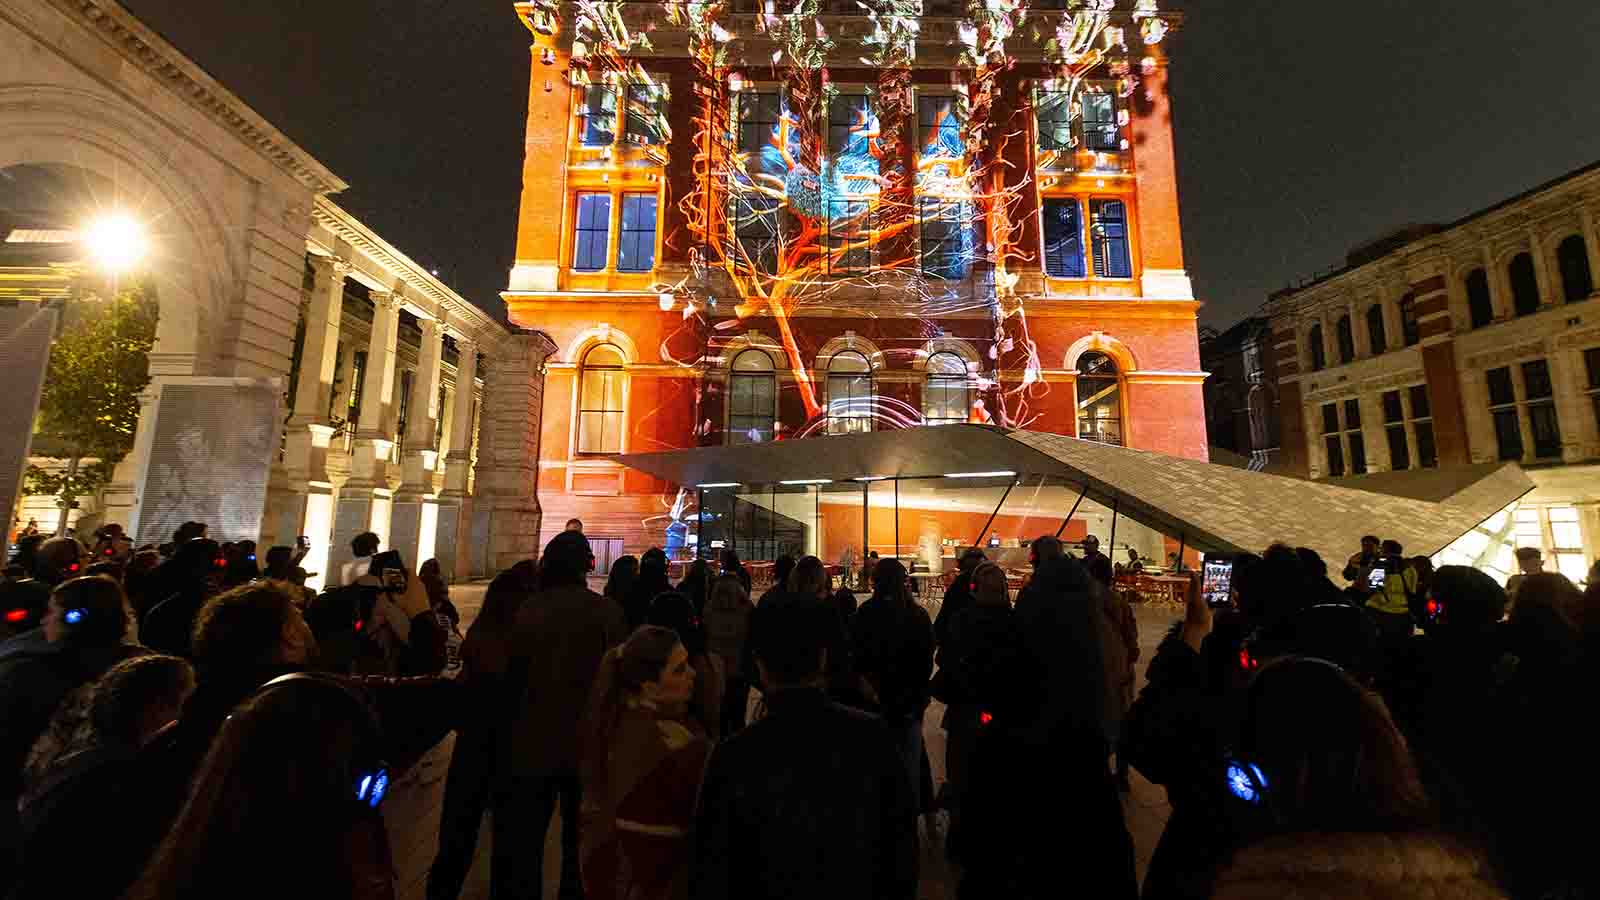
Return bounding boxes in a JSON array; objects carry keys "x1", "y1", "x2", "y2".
[{"x1": 1365, "y1": 539, "x2": 1419, "y2": 647}]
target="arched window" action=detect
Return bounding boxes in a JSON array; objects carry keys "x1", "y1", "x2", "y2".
[
  {"x1": 1076, "y1": 351, "x2": 1122, "y2": 445},
  {"x1": 1307, "y1": 324, "x2": 1326, "y2": 372},
  {"x1": 826, "y1": 350, "x2": 874, "y2": 434},
  {"x1": 728, "y1": 349, "x2": 776, "y2": 445},
  {"x1": 923, "y1": 352, "x2": 969, "y2": 426},
  {"x1": 1366, "y1": 304, "x2": 1387, "y2": 355},
  {"x1": 577, "y1": 342, "x2": 625, "y2": 453},
  {"x1": 1557, "y1": 235, "x2": 1594, "y2": 303},
  {"x1": 1465, "y1": 268, "x2": 1493, "y2": 329},
  {"x1": 1335, "y1": 315, "x2": 1355, "y2": 364},
  {"x1": 1509, "y1": 252, "x2": 1540, "y2": 316},
  {"x1": 1400, "y1": 298, "x2": 1420, "y2": 347}
]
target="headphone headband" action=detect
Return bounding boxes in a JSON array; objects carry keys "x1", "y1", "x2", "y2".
[{"x1": 251, "y1": 673, "x2": 390, "y2": 809}]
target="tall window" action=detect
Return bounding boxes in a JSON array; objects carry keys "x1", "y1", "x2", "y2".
[
  {"x1": 348, "y1": 350, "x2": 368, "y2": 427},
  {"x1": 1343, "y1": 398, "x2": 1367, "y2": 474},
  {"x1": 435, "y1": 384, "x2": 448, "y2": 452},
  {"x1": 328, "y1": 340, "x2": 345, "y2": 420},
  {"x1": 828, "y1": 94, "x2": 871, "y2": 155},
  {"x1": 1487, "y1": 366, "x2": 1522, "y2": 461},
  {"x1": 1382, "y1": 386, "x2": 1436, "y2": 471},
  {"x1": 579, "y1": 84, "x2": 617, "y2": 146},
  {"x1": 1321, "y1": 403, "x2": 1344, "y2": 477},
  {"x1": 1382, "y1": 390, "x2": 1409, "y2": 471},
  {"x1": 1557, "y1": 235, "x2": 1594, "y2": 303},
  {"x1": 1089, "y1": 199, "x2": 1132, "y2": 278},
  {"x1": 920, "y1": 199, "x2": 970, "y2": 279},
  {"x1": 918, "y1": 95, "x2": 962, "y2": 160},
  {"x1": 573, "y1": 193, "x2": 611, "y2": 272},
  {"x1": 1586, "y1": 347, "x2": 1600, "y2": 435},
  {"x1": 1466, "y1": 268, "x2": 1493, "y2": 329},
  {"x1": 727, "y1": 349, "x2": 776, "y2": 445},
  {"x1": 1400, "y1": 297, "x2": 1420, "y2": 347},
  {"x1": 396, "y1": 369, "x2": 415, "y2": 455},
  {"x1": 924, "y1": 352, "x2": 969, "y2": 426},
  {"x1": 827, "y1": 199, "x2": 872, "y2": 275},
  {"x1": 1335, "y1": 315, "x2": 1356, "y2": 364},
  {"x1": 1076, "y1": 351, "x2": 1123, "y2": 445},
  {"x1": 737, "y1": 91, "x2": 782, "y2": 155},
  {"x1": 826, "y1": 351, "x2": 874, "y2": 434},
  {"x1": 1042, "y1": 198, "x2": 1085, "y2": 278},
  {"x1": 1035, "y1": 89, "x2": 1073, "y2": 151},
  {"x1": 1366, "y1": 304, "x2": 1387, "y2": 355},
  {"x1": 623, "y1": 84, "x2": 664, "y2": 145},
  {"x1": 1509, "y1": 252, "x2": 1540, "y2": 316},
  {"x1": 1082, "y1": 93, "x2": 1120, "y2": 151},
  {"x1": 578, "y1": 343, "x2": 626, "y2": 453},
  {"x1": 732, "y1": 194, "x2": 780, "y2": 275},
  {"x1": 1307, "y1": 324, "x2": 1326, "y2": 372},
  {"x1": 1410, "y1": 385, "x2": 1437, "y2": 468},
  {"x1": 617, "y1": 194, "x2": 658, "y2": 273},
  {"x1": 1522, "y1": 359, "x2": 1561, "y2": 458}
]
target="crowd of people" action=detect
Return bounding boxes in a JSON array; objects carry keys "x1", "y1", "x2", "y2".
[{"x1": 1, "y1": 518, "x2": 1597, "y2": 900}]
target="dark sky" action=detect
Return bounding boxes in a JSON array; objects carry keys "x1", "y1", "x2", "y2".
[{"x1": 122, "y1": 0, "x2": 1600, "y2": 327}]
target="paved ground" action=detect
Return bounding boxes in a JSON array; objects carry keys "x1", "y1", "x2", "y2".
[{"x1": 433, "y1": 582, "x2": 1178, "y2": 900}]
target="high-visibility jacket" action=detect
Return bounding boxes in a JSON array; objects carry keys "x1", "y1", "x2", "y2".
[{"x1": 1367, "y1": 562, "x2": 1418, "y2": 616}]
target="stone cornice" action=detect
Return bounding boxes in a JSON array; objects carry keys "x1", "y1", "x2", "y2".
[{"x1": 46, "y1": 0, "x2": 347, "y2": 195}]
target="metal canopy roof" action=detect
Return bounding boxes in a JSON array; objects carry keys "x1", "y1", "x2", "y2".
[{"x1": 614, "y1": 425, "x2": 1535, "y2": 566}]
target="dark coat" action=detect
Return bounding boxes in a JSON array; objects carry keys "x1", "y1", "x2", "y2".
[
  {"x1": 139, "y1": 583, "x2": 212, "y2": 658},
  {"x1": 932, "y1": 576, "x2": 975, "y2": 657},
  {"x1": 1211, "y1": 832, "x2": 1506, "y2": 900},
  {"x1": 691, "y1": 687, "x2": 918, "y2": 900},
  {"x1": 848, "y1": 596, "x2": 933, "y2": 722}
]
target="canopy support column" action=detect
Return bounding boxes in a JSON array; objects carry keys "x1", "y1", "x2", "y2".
[
  {"x1": 1055, "y1": 482, "x2": 1090, "y2": 539},
  {"x1": 971, "y1": 477, "x2": 1017, "y2": 553}
]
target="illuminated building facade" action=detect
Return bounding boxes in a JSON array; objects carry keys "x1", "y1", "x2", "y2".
[{"x1": 504, "y1": 0, "x2": 1208, "y2": 558}]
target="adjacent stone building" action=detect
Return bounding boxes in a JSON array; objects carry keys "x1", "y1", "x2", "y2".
[{"x1": 1200, "y1": 317, "x2": 1280, "y2": 471}]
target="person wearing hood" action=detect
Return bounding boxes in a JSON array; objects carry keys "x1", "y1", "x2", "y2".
[{"x1": 139, "y1": 538, "x2": 225, "y2": 658}]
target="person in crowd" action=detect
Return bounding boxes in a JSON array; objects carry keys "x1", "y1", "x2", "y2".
[
  {"x1": 933, "y1": 548, "x2": 986, "y2": 649},
  {"x1": 648, "y1": 590, "x2": 724, "y2": 739},
  {"x1": 720, "y1": 547, "x2": 752, "y2": 595},
  {"x1": 493, "y1": 531, "x2": 627, "y2": 900},
  {"x1": 849, "y1": 558, "x2": 934, "y2": 798},
  {"x1": 20, "y1": 517, "x2": 38, "y2": 538},
  {"x1": 1097, "y1": 562, "x2": 1140, "y2": 791},
  {"x1": 565, "y1": 517, "x2": 584, "y2": 533},
  {"x1": 626, "y1": 548, "x2": 672, "y2": 631},
  {"x1": 758, "y1": 554, "x2": 796, "y2": 607},
  {"x1": 428, "y1": 566, "x2": 536, "y2": 900},
  {"x1": 1407, "y1": 555, "x2": 1436, "y2": 627},
  {"x1": 1080, "y1": 534, "x2": 1114, "y2": 590},
  {"x1": 123, "y1": 673, "x2": 407, "y2": 900},
  {"x1": 693, "y1": 598, "x2": 919, "y2": 900},
  {"x1": 579, "y1": 625, "x2": 710, "y2": 900},
  {"x1": 90, "y1": 522, "x2": 132, "y2": 565},
  {"x1": 1294, "y1": 546, "x2": 1346, "y2": 605},
  {"x1": 338, "y1": 531, "x2": 381, "y2": 588},
  {"x1": 783, "y1": 554, "x2": 860, "y2": 709},
  {"x1": 1365, "y1": 540, "x2": 1418, "y2": 653},
  {"x1": 10, "y1": 654, "x2": 195, "y2": 900},
  {"x1": 677, "y1": 558, "x2": 711, "y2": 615},
  {"x1": 966, "y1": 553, "x2": 1135, "y2": 899},
  {"x1": 934, "y1": 560, "x2": 1015, "y2": 857},
  {"x1": 1126, "y1": 547, "x2": 1143, "y2": 573},
  {"x1": 1341, "y1": 534, "x2": 1382, "y2": 587},
  {"x1": 860, "y1": 549, "x2": 880, "y2": 591},
  {"x1": 604, "y1": 554, "x2": 639, "y2": 613},
  {"x1": 0, "y1": 536, "x2": 84, "y2": 639},
  {"x1": 419, "y1": 558, "x2": 460, "y2": 628},
  {"x1": 139, "y1": 538, "x2": 225, "y2": 658},
  {"x1": 83, "y1": 559, "x2": 124, "y2": 580},
  {"x1": 263, "y1": 545, "x2": 317, "y2": 607},
  {"x1": 123, "y1": 546, "x2": 162, "y2": 602},
  {"x1": 703, "y1": 572, "x2": 753, "y2": 736},
  {"x1": 221, "y1": 539, "x2": 259, "y2": 589},
  {"x1": 1208, "y1": 657, "x2": 1504, "y2": 900},
  {"x1": 1503, "y1": 546, "x2": 1543, "y2": 602},
  {"x1": 832, "y1": 585, "x2": 858, "y2": 619},
  {"x1": 0, "y1": 574, "x2": 141, "y2": 876}
]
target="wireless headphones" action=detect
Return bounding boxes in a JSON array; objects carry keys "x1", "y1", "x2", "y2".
[
  {"x1": 63, "y1": 608, "x2": 87, "y2": 625},
  {"x1": 251, "y1": 673, "x2": 391, "y2": 812}
]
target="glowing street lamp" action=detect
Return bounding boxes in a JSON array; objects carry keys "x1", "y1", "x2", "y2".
[{"x1": 80, "y1": 212, "x2": 147, "y2": 274}]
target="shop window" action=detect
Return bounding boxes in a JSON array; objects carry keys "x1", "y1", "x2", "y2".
[
  {"x1": 1557, "y1": 235, "x2": 1594, "y2": 303},
  {"x1": 1336, "y1": 315, "x2": 1355, "y2": 365},
  {"x1": 728, "y1": 349, "x2": 776, "y2": 445},
  {"x1": 1366, "y1": 304, "x2": 1387, "y2": 354},
  {"x1": 573, "y1": 193, "x2": 611, "y2": 272},
  {"x1": 578, "y1": 343, "x2": 626, "y2": 453},
  {"x1": 1076, "y1": 351, "x2": 1123, "y2": 446},
  {"x1": 1466, "y1": 268, "x2": 1493, "y2": 328},
  {"x1": 617, "y1": 194, "x2": 658, "y2": 273},
  {"x1": 1509, "y1": 252, "x2": 1540, "y2": 316},
  {"x1": 924, "y1": 352, "x2": 969, "y2": 426},
  {"x1": 1089, "y1": 199, "x2": 1132, "y2": 279},
  {"x1": 1042, "y1": 198, "x2": 1085, "y2": 278},
  {"x1": 826, "y1": 351, "x2": 874, "y2": 434}
]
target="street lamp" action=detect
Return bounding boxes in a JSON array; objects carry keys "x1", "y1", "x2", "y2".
[{"x1": 80, "y1": 212, "x2": 147, "y2": 274}]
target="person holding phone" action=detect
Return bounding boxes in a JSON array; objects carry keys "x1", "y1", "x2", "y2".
[{"x1": 1364, "y1": 540, "x2": 1417, "y2": 653}]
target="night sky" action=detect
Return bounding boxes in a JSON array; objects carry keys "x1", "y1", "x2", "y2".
[{"x1": 120, "y1": 0, "x2": 1600, "y2": 327}]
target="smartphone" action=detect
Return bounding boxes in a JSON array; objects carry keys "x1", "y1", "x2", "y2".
[
  {"x1": 1367, "y1": 561, "x2": 1389, "y2": 591},
  {"x1": 369, "y1": 549, "x2": 405, "y2": 588},
  {"x1": 381, "y1": 568, "x2": 406, "y2": 592},
  {"x1": 1200, "y1": 553, "x2": 1234, "y2": 608},
  {"x1": 296, "y1": 535, "x2": 310, "y2": 551}
]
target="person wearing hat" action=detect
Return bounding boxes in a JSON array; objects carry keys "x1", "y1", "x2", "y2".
[{"x1": 490, "y1": 529, "x2": 628, "y2": 900}]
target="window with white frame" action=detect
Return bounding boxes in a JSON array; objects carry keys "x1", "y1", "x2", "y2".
[
  {"x1": 826, "y1": 351, "x2": 874, "y2": 434},
  {"x1": 1089, "y1": 199, "x2": 1132, "y2": 279},
  {"x1": 577, "y1": 343, "x2": 626, "y2": 453},
  {"x1": 576, "y1": 81, "x2": 665, "y2": 148},
  {"x1": 727, "y1": 349, "x2": 776, "y2": 445},
  {"x1": 1076, "y1": 351, "x2": 1123, "y2": 446},
  {"x1": 923, "y1": 352, "x2": 969, "y2": 426}
]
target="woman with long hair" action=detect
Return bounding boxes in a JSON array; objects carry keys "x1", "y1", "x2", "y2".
[
  {"x1": 604, "y1": 555, "x2": 639, "y2": 608},
  {"x1": 648, "y1": 591, "x2": 724, "y2": 739},
  {"x1": 676, "y1": 558, "x2": 711, "y2": 616},
  {"x1": 580, "y1": 626, "x2": 710, "y2": 900},
  {"x1": 125, "y1": 674, "x2": 400, "y2": 900},
  {"x1": 626, "y1": 549, "x2": 671, "y2": 631}
]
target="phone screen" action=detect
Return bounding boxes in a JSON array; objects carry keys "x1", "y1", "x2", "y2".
[
  {"x1": 296, "y1": 535, "x2": 310, "y2": 550},
  {"x1": 1367, "y1": 565, "x2": 1388, "y2": 591},
  {"x1": 1201, "y1": 555, "x2": 1234, "y2": 608}
]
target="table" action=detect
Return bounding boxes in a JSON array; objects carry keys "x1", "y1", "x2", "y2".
[{"x1": 1116, "y1": 574, "x2": 1188, "y2": 605}]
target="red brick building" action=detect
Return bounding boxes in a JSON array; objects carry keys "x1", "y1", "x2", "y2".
[{"x1": 503, "y1": 2, "x2": 1207, "y2": 558}]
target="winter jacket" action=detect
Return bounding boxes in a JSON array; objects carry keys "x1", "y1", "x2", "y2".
[
  {"x1": 1210, "y1": 832, "x2": 1506, "y2": 900},
  {"x1": 691, "y1": 687, "x2": 919, "y2": 900},
  {"x1": 849, "y1": 596, "x2": 934, "y2": 722}
]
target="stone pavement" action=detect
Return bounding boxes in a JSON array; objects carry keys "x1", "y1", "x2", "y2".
[{"x1": 393, "y1": 582, "x2": 1178, "y2": 900}]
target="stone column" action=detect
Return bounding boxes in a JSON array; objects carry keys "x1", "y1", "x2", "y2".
[
  {"x1": 1358, "y1": 392, "x2": 1388, "y2": 473},
  {"x1": 331, "y1": 290, "x2": 400, "y2": 584},
  {"x1": 437, "y1": 337, "x2": 479, "y2": 580},
  {"x1": 391, "y1": 316, "x2": 445, "y2": 571},
  {"x1": 1579, "y1": 203, "x2": 1600, "y2": 297},
  {"x1": 1529, "y1": 228, "x2": 1556, "y2": 310},
  {"x1": 281, "y1": 255, "x2": 349, "y2": 588},
  {"x1": 475, "y1": 331, "x2": 557, "y2": 574}
]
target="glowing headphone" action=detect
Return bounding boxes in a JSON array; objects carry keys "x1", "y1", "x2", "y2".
[
  {"x1": 63, "y1": 608, "x2": 87, "y2": 625},
  {"x1": 1221, "y1": 656, "x2": 1356, "y2": 822},
  {"x1": 251, "y1": 673, "x2": 391, "y2": 811}
]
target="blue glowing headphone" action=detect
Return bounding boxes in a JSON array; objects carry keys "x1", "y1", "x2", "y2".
[
  {"x1": 252, "y1": 673, "x2": 391, "y2": 812},
  {"x1": 63, "y1": 608, "x2": 87, "y2": 625}
]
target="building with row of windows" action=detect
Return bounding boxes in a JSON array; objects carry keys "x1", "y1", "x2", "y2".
[
  {"x1": 504, "y1": 2, "x2": 1209, "y2": 556},
  {"x1": 1265, "y1": 160, "x2": 1600, "y2": 584}
]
